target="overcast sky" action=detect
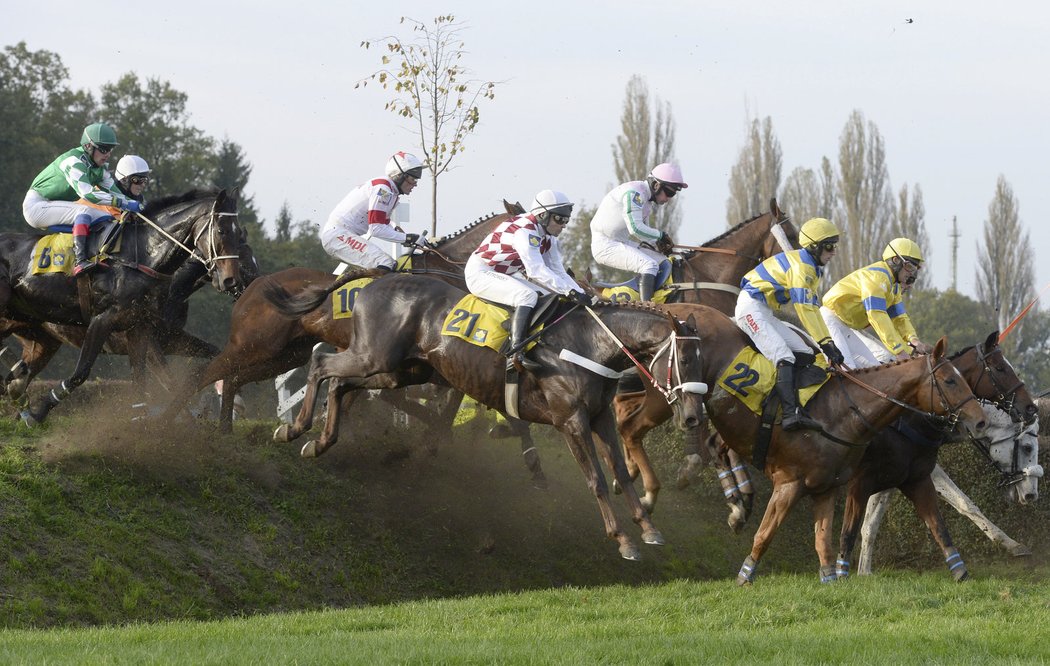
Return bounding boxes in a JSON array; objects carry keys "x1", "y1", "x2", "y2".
[{"x1": 8, "y1": 1, "x2": 1048, "y2": 305}]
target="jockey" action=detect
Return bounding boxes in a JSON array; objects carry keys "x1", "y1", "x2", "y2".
[
  {"x1": 321, "y1": 151, "x2": 424, "y2": 271},
  {"x1": 589, "y1": 163, "x2": 686, "y2": 301},
  {"x1": 22, "y1": 122, "x2": 143, "y2": 275},
  {"x1": 821, "y1": 237, "x2": 933, "y2": 368},
  {"x1": 465, "y1": 190, "x2": 590, "y2": 371},
  {"x1": 113, "y1": 154, "x2": 151, "y2": 205},
  {"x1": 735, "y1": 217, "x2": 845, "y2": 431}
]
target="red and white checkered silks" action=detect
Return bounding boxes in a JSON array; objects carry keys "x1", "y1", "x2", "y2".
[{"x1": 474, "y1": 215, "x2": 550, "y2": 275}]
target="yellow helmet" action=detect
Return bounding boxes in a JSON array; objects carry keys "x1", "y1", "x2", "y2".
[
  {"x1": 883, "y1": 238, "x2": 924, "y2": 264},
  {"x1": 799, "y1": 217, "x2": 840, "y2": 247}
]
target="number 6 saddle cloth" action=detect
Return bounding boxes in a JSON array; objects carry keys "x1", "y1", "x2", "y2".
[{"x1": 717, "y1": 346, "x2": 830, "y2": 415}]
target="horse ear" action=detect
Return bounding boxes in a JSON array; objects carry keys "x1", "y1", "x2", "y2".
[
  {"x1": 686, "y1": 313, "x2": 698, "y2": 333},
  {"x1": 985, "y1": 330, "x2": 1000, "y2": 350},
  {"x1": 770, "y1": 197, "x2": 782, "y2": 219},
  {"x1": 503, "y1": 199, "x2": 525, "y2": 215},
  {"x1": 934, "y1": 336, "x2": 948, "y2": 359},
  {"x1": 213, "y1": 188, "x2": 227, "y2": 209}
]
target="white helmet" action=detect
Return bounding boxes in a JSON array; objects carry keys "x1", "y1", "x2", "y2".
[
  {"x1": 384, "y1": 152, "x2": 425, "y2": 181},
  {"x1": 529, "y1": 189, "x2": 574, "y2": 219},
  {"x1": 115, "y1": 155, "x2": 151, "y2": 182}
]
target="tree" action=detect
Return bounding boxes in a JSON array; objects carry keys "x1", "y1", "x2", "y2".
[
  {"x1": 358, "y1": 15, "x2": 497, "y2": 235},
  {"x1": 780, "y1": 166, "x2": 821, "y2": 225},
  {"x1": 725, "y1": 116, "x2": 782, "y2": 227},
  {"x1": 891, "y1": 183, "x2": 930, "y2": 289},
  {"x1": 0, "y1": 42, "x2": 94, "y2": 233},
  {"x1": 211, "y1": 138, "x2": 262, "y2": 238},
  {"x1": 976, "y1": 175, "x2": 1034, "y2": 355},
  {"x1": 832, "y1": 110, "x2": 896, "y2": 283},
  {"x1": 273, "y1": 201, "x2": 293, "y2": 243},
  {"x1": 611, "y1": 75, "x2": 681, "y2": 237},
  {"x1": 97, "y1": 73, "x2": 215, "y2": 197}
]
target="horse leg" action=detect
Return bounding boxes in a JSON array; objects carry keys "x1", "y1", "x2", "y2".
[
  {"x1": 726, "y1": 445, "x2": 754, "y2": 529},
  {"x1": 22, "y1": 311, "x2": 117, "y2": 425},
  {"x1": 6, "y1": 333, "x2": 61, "y2": 402},
  {"x1": 857, "y1": 490, "x2": 895, "y2": 575},
  {"x1": 612, "y1": 394, "x2": 663, "y2": 512},
  {"x1": 930, "y1": 464, "x2": 1031, "y2": 557},
  {"x1": 737, "y1": 479, "x2": 806, "y2": 586},
  {"x1": 899, "y1": 475, "x2": 968, "y2": 581},
  {"x1": 504, "y1": 416, "x2": 547, "y2": 489},
  {"x1": 612, "y1": 390, "x2": 647, "y2": 481},
  {"x1": 591, "y1": 405, "x2": 664, "y2": 547},
  {"x1": 813, "y1": 489, "x2": 839, "y2": 583},
  {"x1": 675, "y1": 418, "x2": 715, "y2": 488},
  {"x1": 556, "y1": 409, "x2": 641, "y2": 561},
  {"x1": 835, "y1": 475, "x2": 883, "y2": 579},
  {"x1": 300, "y1": 378, "x2": 362, "y2": 458}
]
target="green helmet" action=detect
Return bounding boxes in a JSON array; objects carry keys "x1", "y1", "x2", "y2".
[{"x1": 81, "y1": 122, "x2": 119, "y2": 149}]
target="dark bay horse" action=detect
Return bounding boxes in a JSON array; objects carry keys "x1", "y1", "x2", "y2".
[
  {"x1": 0, "y1": 189, "x2": 242, "y2": 423},
  {"x1": 611, "y1": 199, "x2": 797, "y2": 518},
  {"x1": 266, "y1": 273, "x2": 707, "y2": 561},
  {"x1": 161, "y1": 205, "x2": 529, "y2": 431},
  {"x1": 650, "y1": 304, "x2": 987, "y2": 583},
  {"x1": 836, "y1": 331, "x2": 1037, "y2": 581}
]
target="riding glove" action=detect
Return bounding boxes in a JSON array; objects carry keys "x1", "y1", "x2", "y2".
[
  {"x1": 121, "y1": 199, "x2": 142, "y2": 213},
  {"x1": 566, "y1": 290, "x2": 593, "y2": 307},
  {"x1": 819, "y1": 339, "x2": 845, "y2": 366},
  {"x1": 402, "y1": 233, "x2": 420, "y2": 247},
  {"x1": 657, "y1": 232, "x2": 675, "y2": 254}
]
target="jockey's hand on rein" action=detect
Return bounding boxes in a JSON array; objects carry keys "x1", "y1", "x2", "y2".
[
  {"x1": 120, "y1": 199, "x2": 142, "y2": 213},
  {"x1": 402, "y1": 233, "x2": 420, "y2": 247},
  {"x1": 566, "y1": 290, "x2": 594, "y2": 307},
  {"x1": 657, "y1": 232, "x2": 675, "y2": 254},
  {"x1": 819, "y1": 339, "x2": 845, "y2": 366}
]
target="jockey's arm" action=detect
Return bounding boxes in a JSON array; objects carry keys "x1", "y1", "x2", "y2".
[
  {"x1": 513, "y1": 230, "x2": 577, "y2": 295},
  {"x1": 621, "y1": 189, "x2": 661, "y2": 243}
]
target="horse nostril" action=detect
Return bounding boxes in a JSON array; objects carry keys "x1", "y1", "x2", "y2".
[
  {"x1": 223, "y1": 276, "x2": 237, "y2": 291},
  {"x1": 1025, "y1": 492, "x2": 1037, "y2": 503}
]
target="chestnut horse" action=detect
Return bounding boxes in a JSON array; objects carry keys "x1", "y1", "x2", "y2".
[
  {"x1": 836, "y1": 331, "x2": 1038, "y2": 580},
  {"x1": 265, "y1": 272, "x2": 707, "y2": 560},
  {"x1": 611, "y1": 199, "x2": 797, "y2": 519},
  {"x1": 645, "y1": 304, "x2": 987, "y2": 583}
]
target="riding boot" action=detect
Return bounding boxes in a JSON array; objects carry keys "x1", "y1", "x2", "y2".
[
  {"x1": 508, "y1": 305, "x2": 541, "y2": 372},
  {"x1": 638, "y1": 273, "x2": 657, "y2": 302},
  {"x1": 776, "y1": 361, "x2": 823, "y2": 431},
  {"x1": 71, "y1": 223, "x2": 97, "y2": 276}
]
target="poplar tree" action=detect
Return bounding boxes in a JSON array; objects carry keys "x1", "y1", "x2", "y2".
[{"x1": 725, "y1": 116, "x2": 782, "y2": 227}]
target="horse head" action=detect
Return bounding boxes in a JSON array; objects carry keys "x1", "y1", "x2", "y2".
[
  {"x1": 642, "y1": 309, "x2": 706, "y2": 431},
  {"x1": 976, "y1": 403, "x2": 1042, "y2": 505},
  {"x1": 923, "y1": 337, "x2": 988, "y2": 436},
  {"x1": 200, "y1": 188, "x2": 244, "y2": 293}
]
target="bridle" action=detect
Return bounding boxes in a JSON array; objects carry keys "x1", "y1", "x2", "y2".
[
  {"x1": 645, "y1": 328, "x2": 708, "y2": 405},
  {"x1": 132, "y1": 204, "x2": 241, "y2": 276},
  {"x1": 967, "y1": 345, "x2": 1027, "y2": 423}
]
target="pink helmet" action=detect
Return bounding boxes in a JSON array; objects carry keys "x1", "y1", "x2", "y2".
[{"x1": 648, "y1": 163, "x2": 688, "y2": 189}]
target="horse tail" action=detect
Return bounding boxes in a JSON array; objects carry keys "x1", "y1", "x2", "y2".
[{"x1": 262, "y1": 267, "x2": 386, "y2": 319}]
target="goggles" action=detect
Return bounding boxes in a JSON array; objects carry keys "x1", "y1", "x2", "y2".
[
  {"x1": 93, "y1": 143, "x2": 116, "y2": 154},
  {"x1": 129, "y1": 175, "x2": 150, "y2": 185}
]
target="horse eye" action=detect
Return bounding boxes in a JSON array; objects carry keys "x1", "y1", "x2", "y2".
[{"x1": 945, "y1": 378, "x2": 956, "y2": 386}]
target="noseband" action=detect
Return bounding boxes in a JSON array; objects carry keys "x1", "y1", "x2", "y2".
[
  {"x1": 134, "y1": 206, "x2": 240, "y2": 277},
  {"x1": 647, "y1": 330, "x2": 708, "y2": 405}
]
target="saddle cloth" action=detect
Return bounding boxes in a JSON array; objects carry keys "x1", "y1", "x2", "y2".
[
  {"x1": 718, "y1": 346, "x2": 830, "y2": 415},
  {"x1": 330, "y1": 277, "x2": 378, "y2": 320},
  {"x1": 598, "y1": 260, "x2": 675, "y2": 304},
  {"x1": 441, "y1": 294, "x2": 550, "y2": 353},
  {"x1": 30, "y1": 221, "x2": 123, "y2": 276}
]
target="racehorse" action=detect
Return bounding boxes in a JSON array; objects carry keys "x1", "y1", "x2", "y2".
[
  {"x1": 266, "y1": 272, "x2": 708, "y2": 560},
  {"x1": 836, "y1": 332, "x2": 1039, "y2": 580},
  {"x1": 0, "y1": 240, "x2": 259, "y2": 402},
  {"x1": 160, "y1": 205, "x2": 536, "y2": 441},
  {"x1": 611, "y1": 199, "x2": 797, "y2": 518},
  {"x1": 0, "y1": 189, "x2": 243, "y2": 423},
  {"x1": 645, "y1": 303, "x2": 987, "y2": 583}
]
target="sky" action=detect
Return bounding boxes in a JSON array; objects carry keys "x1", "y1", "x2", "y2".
[{"x1": 7, "y1": 1, "x2": 1049, "y2": 302}]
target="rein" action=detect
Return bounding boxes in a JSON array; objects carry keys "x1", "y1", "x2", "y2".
[
  {"x1": 669, "y1": 216, "x2": 793, "y2": 294},
  {"x1": 132, "y1": 207, "x2": 240, "y2": 276}
]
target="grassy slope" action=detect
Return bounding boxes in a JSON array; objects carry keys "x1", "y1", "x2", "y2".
[{"x1": 0, "y1": 385, "x2": 1047, "y2": 633}]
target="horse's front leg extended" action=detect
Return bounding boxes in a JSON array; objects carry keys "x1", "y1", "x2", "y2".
[
  {"x1": 300, "y1": 378, "x2": 361, "y2": 458},
  {"x1": 930, "y1": 464, "x2": 1031, "y2": 557},
  {"x1": 612, "y1": 392, "x2": 667, "y2": 513},
  {"x1": 900, "y1": 475, "x2": 968, "y2": 581},
  {"x1": 591, "y1": 405, "x2": 663, "y2": 546},
  {"x1": 556, "y1": 409, "x2": 641, "y2": 561},
  {"x1": 274, "y1": 347, "x2": 334, "y2": 443}
]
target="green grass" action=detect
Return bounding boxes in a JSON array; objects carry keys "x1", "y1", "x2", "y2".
[{"x1": 2, "y1": 574, "x2": 1049, "y2": 664}]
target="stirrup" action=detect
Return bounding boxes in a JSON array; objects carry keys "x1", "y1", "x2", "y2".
[
  {"x1": 73, "y1": 260, "x2": 98, "y2": 276},
  {"x1": 508, "y1": 352, "x2": 540, "y2": 372},
  {"x1": 782, "y1": 409, "x2": 823, "y2": 432}
]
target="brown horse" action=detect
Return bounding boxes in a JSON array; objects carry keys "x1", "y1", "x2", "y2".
[
  {"x1": 266, "y1": 272, "x2": 707, "y2": 560},
  {"x1": 160, "y1": 206, "x2": 528, "y2": 432},
  {"x1": 611, "y1": 199, "x2": 797, "y2": 518},
  {"x1": 835, "y1": 331, "x2": 1037, "y2": 581},
  {"x1": 644, "y1": 304, "x2": 987, "y2": 583}
]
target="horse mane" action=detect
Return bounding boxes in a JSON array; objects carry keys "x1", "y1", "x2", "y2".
[
  {"x1": 596, "y1": 299, "x2": 676, "y2": 324},
  {"x1": 148, "y1": 188, "x2": 222, "y2": 212},
  {"x1": 700, "y1": 211, "x2": 773, "y2": 247},
  {"x1": 434, "y1": 212, "x2": 502, "y2": 248},
  {"x1": 847, "y1": 354, "x2": 924, "y2": 375}
]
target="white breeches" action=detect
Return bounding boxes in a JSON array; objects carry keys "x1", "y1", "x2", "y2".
[
  {"x1": 464, "y1": 254, "x2": 546, "y2": 308},
  {"x1": 320, "y1": 225, "x2": 395, "y2": 270},
  {"x1": 735, "y1": 293, "x2": 812, "y2": 365},
  {"x1": 591, "y1": 234, "x2": 664, "y2": 276},
  {"x1": 820, "y1": 307, "x2": 895, "y2": 369},
  {"x1": 23, "y1": 190, "x2": 112, "y2": 230}
]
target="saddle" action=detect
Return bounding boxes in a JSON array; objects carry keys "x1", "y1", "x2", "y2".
[
  {"x1": 31, "y1": 219, "x2": 124, "y2": 276},
  {"x1": 597, "y1": 260, "x2": 676, "y2": 303}
]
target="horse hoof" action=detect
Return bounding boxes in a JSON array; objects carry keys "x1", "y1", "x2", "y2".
[
  {"x1": 273, "y1": 424, "x2": 293, "y2": 443},
  {"x1": 726, "y1": 503, "x2": 747, "y2": 533},
  {"x1": 642, "y1": 529, "x2": 665, "y2": 546},
  {"x1": 19, "y1": 410, "x2": 40, "y2": 427},
  {"x1": 953, "y1": 568, "x2": 970, "y2": 582},
  {"x1": 612, "y1": 479, "x2": 623, "y2": 495},
  {"x1": 736, "y1": 576, "x2": 753, "y2": 587},
  {"x1": 531, "y1": 473, "x2": 548, "y2": 491},
  {"x1": 619, "y1": 543, "x2": 642, "y2": 561},
  {"x1": 1008, "y1": 543, "x2": 1032, "y2": 557},
  {"x1": 488, "y1": 423, "x2": 513, "y2": 439},
  {"x1": 300, "y1": 440, "x2": 319, "y2": 458}
]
